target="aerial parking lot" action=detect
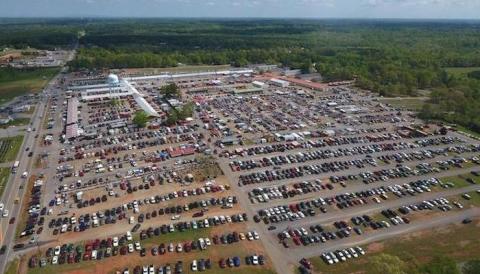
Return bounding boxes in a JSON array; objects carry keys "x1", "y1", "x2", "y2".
[{"x1": 1, "y1": 66, "x2": 479, "y2": 274}]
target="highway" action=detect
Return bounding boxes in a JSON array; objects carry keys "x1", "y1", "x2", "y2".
[{"x1": 0, "y1": 71, "x2": 64, "y2": 273}]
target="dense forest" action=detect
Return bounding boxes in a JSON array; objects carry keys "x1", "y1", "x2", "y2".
[{"x1": 1, "y1": 19, "x2": 480, "y2": 132}]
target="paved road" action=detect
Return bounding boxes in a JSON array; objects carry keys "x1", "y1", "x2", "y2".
[{"x1": 0, "y1": 71, "x2": 63, "y2": 273}]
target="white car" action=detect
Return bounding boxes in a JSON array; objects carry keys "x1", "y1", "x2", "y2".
[
  {"x1": 113, "y1": 237, "x2": 119, "y2": 247},
  {"x1": 252, "y1": 255, "x2": 259, "y2": 265},
  {"x1": 126, "y1": 231, "x2": 133, "y2": 241},
  {"x1": 191, "y1": 260, "x2": 198, "y2": 271},
  {"x1": 54, "y1": 246, "x2": 61, "y2": 255},
  {"x1": 52, "y1": 256, "x2": 58, "y2": 265},
  {"x1": 128, "y1": 243, "x2": 134, "y2": 253},
  {"x1": 0, "y1": 203, "x2": 4, "y2": 211},
  {"x1": 356, "y1": 246, "x2": 366, "y2": 255},
  {"x1": 2, "y1": 209, "x2": 8, "y2": 217},
  {"x1": 135, "y1": 242, "x2": 141, "y2": 251}
]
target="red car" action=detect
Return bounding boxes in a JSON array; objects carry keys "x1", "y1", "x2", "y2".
[
  {"x1": 68, "y1": 253, "x2": 75, "y2": 264},
  {"x1": 300, "y1": 258, "x2": 312, "y2": 269},
  {"x1": 293, "y1": 237, "x2": 301, "y2": 246},
  {"x1": 219, "y1": 258, "x2": 226, "y2": 268},
  {"x1": 120, "y1": 246, "x2": 127, "y2": 255},
  {"x1": 9, "y1": 217, "x2": 15, "y2": 224}
]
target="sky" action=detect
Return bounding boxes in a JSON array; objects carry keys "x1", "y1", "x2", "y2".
[{"x1": 1, "y1": 0, "x2": 480, "y2": 19}]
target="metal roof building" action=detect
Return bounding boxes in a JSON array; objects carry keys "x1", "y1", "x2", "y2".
[{"x1": 66, "y1": 98, "x2": 78, "y2": 126}]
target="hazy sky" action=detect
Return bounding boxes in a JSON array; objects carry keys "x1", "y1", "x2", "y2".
[{"x1": 2, "y1": 0, "x2": 480, "y2": 19}]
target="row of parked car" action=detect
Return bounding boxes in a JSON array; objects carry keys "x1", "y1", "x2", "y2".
[
  {"x1": 254, "y1": 176, "x2": 452, "y2": 226},
  {"x1": 31, "y1": 210, "x2": 255, "y2": 268},
  {"x1": 136, "y1": 195, "x2": 238, "y2": 223},
  {"x1": 73, "y1": 123, "x2": 198, "y2": 151},
  {"x1": 19, "y1": 179, "x2": 44, "y2": 237},
  {"x1": 115, "y1": 252, "x2": 266, "y2": 274},
  {"x1": 248, "y1": 180, "x2": 334, "y2": 203},
  {"x1": 320, "y1": 246, "x2": 366, "y2": 265},
  {"x1": 228, "y1": 139, "x2": 443, "y2": 172},
  {"x1": 221, "y1": 130, "x2": 402, "y2": 158},
  {"x1": 238, "y1": 157, "x2": 379, "y2": 186},
  {"x1": 236, "y1": 136, "x2": 463, "y2": 186},
  {"x1": 52, "y1": 185, "x2": 234, "y2": 235},
  {"x1": 135, "y1": 213, "x2": 249, "y2": 243}
]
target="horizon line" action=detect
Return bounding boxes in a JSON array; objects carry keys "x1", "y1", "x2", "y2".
[{"x1": 1, "y1": 16, "x2": 480, "y2": 21}]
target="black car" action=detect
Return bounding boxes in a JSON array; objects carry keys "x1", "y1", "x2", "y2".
[
  {"x1": 0, "y1": 245, "x2": 6, "y2": 255},
  {"x1": 462, "y1": 218, "x2": 472, "y2": 224}
]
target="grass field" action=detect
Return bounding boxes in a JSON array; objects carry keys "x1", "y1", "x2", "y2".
[
  {"x1": 0, "y1": 135, "x2": 24, "y2": 163},
  {"x1": 0, "y1": 67, "x2": 59, "y2": 104},
  {"x1": 462, "y1": 191, "x2": 480, "y2": 207},
  {"x1": 444, "y1": 67, "x2": 480, "y2": 77},
  {"x1": 308, "y1": 220, "x2": 480, "y2": 274},
  {"x1": 135, "y1": 227, "x2": 213, "y2": 246},
  {"x1": 5, "y1": 259, "x2": 19, "y2": 274},
  {"x1": 378, "y1": 97, "x2": 426, "y2": 111},
  {"x1": 455, "y1": 125, "x2": 480, "y2": 139},
  {"x1": 0, "y1": 118, "x2": 31, "y2": 129},
  {"x1": 0, "y1": 167, "x2": 11, "y2": 198},
  {"x1": 440, "y1": 173, "x2": 479, "y2": 188}
]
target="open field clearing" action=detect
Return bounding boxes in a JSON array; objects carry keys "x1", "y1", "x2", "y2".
[
  {"x1": 307, "y1": 220, "x2": 480, "y2": 274},
  {"x1": 0, "y1": 135, "x2": 24, "y2": 163},
  {"x1": 0, "y1": 67, "x2": 59, "y2": 104}
]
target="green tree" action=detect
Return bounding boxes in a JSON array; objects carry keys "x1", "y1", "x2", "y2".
[
  {"x1": 110, "y1": 98, "x2": 120, "y2": 107},
  {"x1": 421, "y1": 256, "x2": 460, "y2": 274},
  {"x1": 161, "y1": 83, "x2": 180, "y2": 99},
  {"x1": 132, "y1": 111, "x2": 148, "y2": 128},
  {"x1": 368, "y1": 254, "x2": 408, "y2": 274},
  {"x1": 178, "y1": 101, "x2": 195, "y2": 120},
  {"x1": 165, "y1": 109, "x2": 179, "y2": 126},
  {"x1": 462, "y1": 260, "x2": 480, "y2": 274}
]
